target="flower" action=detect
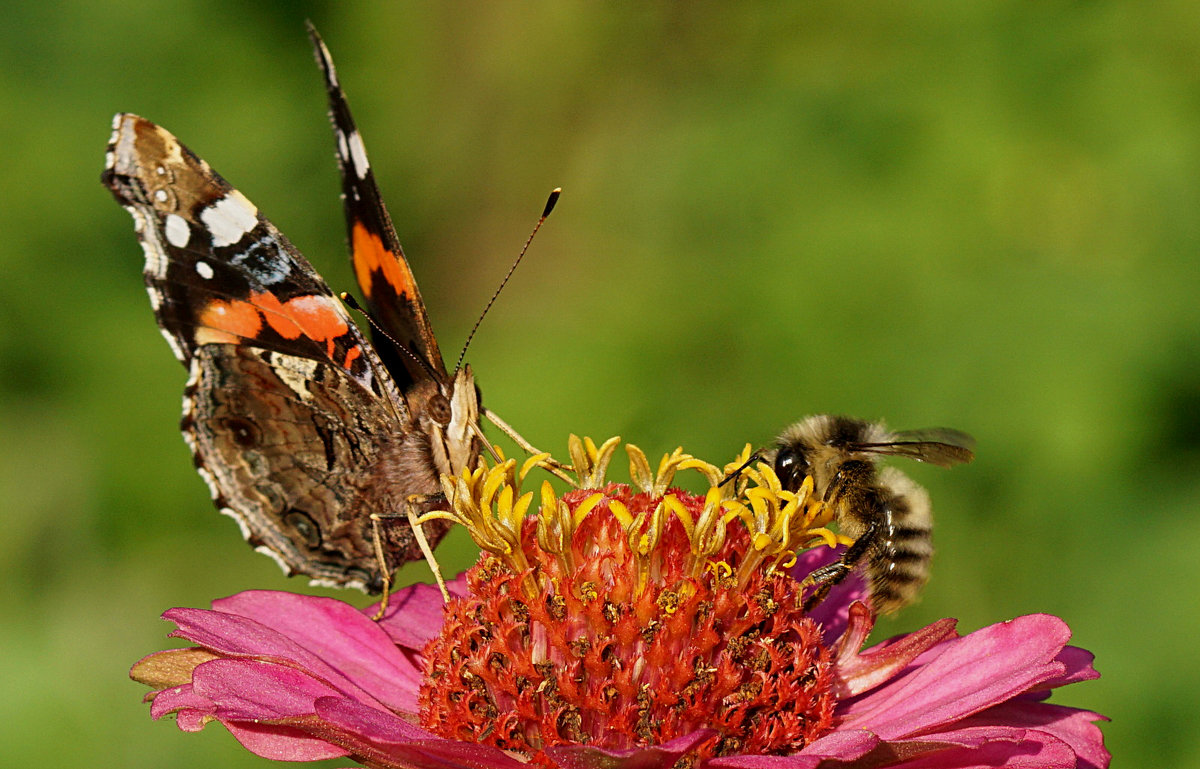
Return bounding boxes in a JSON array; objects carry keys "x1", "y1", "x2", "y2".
[{"x1": 132, "y1": 438, "x2": 1109, "y2": 768}]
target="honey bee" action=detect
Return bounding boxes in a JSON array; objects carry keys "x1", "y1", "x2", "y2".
[{"x1": 761, "y1": 415, "x2": 975, "y2": 614}]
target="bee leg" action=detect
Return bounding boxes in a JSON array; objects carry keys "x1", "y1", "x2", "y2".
[
  {"x1": 368, "y1": 493, "x2": 452, "y2": 621},
  {"x1": 799, "y1": 520, "x2": 880, "y2": 612}
]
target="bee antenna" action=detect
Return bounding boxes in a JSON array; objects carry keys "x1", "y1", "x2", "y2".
[
  {"x1": 454, "y1": 187, "x2": 561, "y2": 375},
  {"x1": 719, "y1": 451, "x2": 763, "y2": 488},
  {"x1": 340, "y1": 292, "x2": 443, "y2": 382}
]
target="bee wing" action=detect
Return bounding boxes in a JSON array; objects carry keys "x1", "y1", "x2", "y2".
[{"x1": 854, "y1": 428, "x2": 975, "y2": 467}]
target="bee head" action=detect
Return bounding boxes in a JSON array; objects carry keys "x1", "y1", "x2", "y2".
[{"x1": 772, "y1": 444, "x2": 811, "y2": 493}]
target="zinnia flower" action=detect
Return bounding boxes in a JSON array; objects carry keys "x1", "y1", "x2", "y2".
[{"x1": 132, "y1": 438, "x2": 1109, "y2": 768}]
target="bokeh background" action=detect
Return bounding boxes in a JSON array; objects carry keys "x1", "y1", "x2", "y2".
[{"x1": 2, "y1": 2, "x2": 1195, "y2": 766}]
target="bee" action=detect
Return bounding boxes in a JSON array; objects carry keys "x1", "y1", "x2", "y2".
[{"x1": 761, "y1": 415, "x2": 975, "y2": 614}]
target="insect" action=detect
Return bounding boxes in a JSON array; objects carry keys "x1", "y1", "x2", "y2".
[
  {"x1": 102, "y1": 25, "x2": 550, "y2": 609},
  {"x1": 762, "y1": 414, "x2": 975, "y2": 614}
]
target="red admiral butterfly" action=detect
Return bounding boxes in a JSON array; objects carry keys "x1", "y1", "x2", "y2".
[{"x1": 103, "y1": 26, "x2": 513, "y2": 602}]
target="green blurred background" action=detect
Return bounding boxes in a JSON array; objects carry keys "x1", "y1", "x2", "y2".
[{"x1": 2, "y1": 2, "x2": 1195, "y2": 766}]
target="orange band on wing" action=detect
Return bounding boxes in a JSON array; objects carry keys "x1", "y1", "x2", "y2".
[
  {"x1": 352, "y1": 221, "x2": 417, "y2": 302},
  {"x1": 257, "y1": 293, "x2": 349, "y2": 341},
  {"x1": 277, "y1": 294, "x2": 350, "y2": 357},
  {"x1": 197, "y1": 298, "x2": 263, "y2": 341},
  {"x1": 249, "y1": 292, "x2": 302, "y2": 339},
  {"x1": 195, "y1": 293, "x2": 350, "y2": 359}
]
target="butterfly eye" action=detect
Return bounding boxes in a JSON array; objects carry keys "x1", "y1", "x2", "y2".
[
  {"x1": 428, "y1": 393, "x2": 452, "y2": 426},
  {"x1": 774, "y1": 448, "x2": 810, "y2": 492}
]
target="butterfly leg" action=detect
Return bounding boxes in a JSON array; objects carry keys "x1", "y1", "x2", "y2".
[
  {"x1": 368, "y1": 515, "x2": 394, "y2": 621},
  {"x1": 369, "y1": 497, "x2": 451, "y2": 621},
  {"x1": 482, "y1": 407, "x2": 575, "y2": 483}
]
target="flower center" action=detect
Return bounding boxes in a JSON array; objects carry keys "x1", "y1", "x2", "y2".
[{"x1": 417, "y1": 439, "x2": 843, "y2": 766}]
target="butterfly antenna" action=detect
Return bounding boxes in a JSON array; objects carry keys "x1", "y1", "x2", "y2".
[
  {"x1": 453, "y1": 188, "x2": 561, "y2": 375},
  {"x1": 340, "y1": 292, "x2": 443, "y2": 382}
]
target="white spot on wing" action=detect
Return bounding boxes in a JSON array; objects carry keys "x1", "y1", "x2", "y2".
[
  {"x1": 337, "y1": 130, "x2": 349, "y2": 165},
  {"x1": 226, "y1": 512, "x2": 252, "y2": 540},
  {"x1": 201, "y1": 190, "x2": 259, "y2": 247},
  {"x1": 165, "y1": 214, "x2": 190, "y2": 248},
  {"x1": 134, "y1": 204, "x2": 187, "y2": 365},
  {"x1": 123, "y1": 205, "x2": 147, "y2": 236},
  {"x1": 195, "y1": 260, "x2": 214, "y2": 279},
  {"x1": 254, "y1": 543, "x2": 295, "y2": 576},
  {"x1": 311, "y1": 575, "x2": 369, "y2": 593},
  {"x1": 320, "y1": 44, "x2": 338, "y2": 88},
  {"x1": 347, "y1": 131, "x2": 370, "y2": 179}
]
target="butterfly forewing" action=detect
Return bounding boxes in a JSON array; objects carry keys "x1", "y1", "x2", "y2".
[
  {"x1": 104, "y1": 114, "x2": 395, "y2": 401},
  {"x1": 308, "y1": 25, "x2": 447, "y2": 390}
]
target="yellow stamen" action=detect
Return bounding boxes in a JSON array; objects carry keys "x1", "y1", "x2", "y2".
[
  {"x1": 573, "y1": 492, "x2": 607, "y2": 525},
  {"x1": 441, "y1": 437, "x2": 840, "y2": 597}
]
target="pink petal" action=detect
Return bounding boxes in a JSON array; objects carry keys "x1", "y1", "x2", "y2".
[
  {"x1": 838, "y1": 614, "x2": 1072, "y2": 738},
  {"x1": 1030, "y1": 646, "x2": 1100, "y2": 692},
  {"x1": 388, "y1": 738, "x2": 533, "y2": 769},
  {"x1": 544, "y1": 731, "x2": 713, "y2": 769},
  {"x1": 392, "y1": 739, "x2": 535, "y2": 769},
  {"x1": 372, "y1": 575, "x2": 469, "y2": 651},
  {"x1": 147, "y1": 660, "x2": 357, "y2": 761},
  {"x1": 952, "y1": 700, "x2": 1110, "y2": 769},
  {"x1": 833, "y1": 601, "x2": 875, "y2": 667},
  {"x1": 886, "y1": 725, "x2": 1077, "y2": 768},
  {"x1": 167, "y1": 591, "x2": 422, "y2": 712},
  {"x1": 174, "y1": 707, "x2": 212, "y2": 732},
  {"x1": 314, "y1": 696, "x2": 444, "y2": 743},
  {"x1": 834, "y1": 605, "x2": 958, "y2": 698},
  {"x1": 315, "y1": 697, "x2": 527, "y2": 769},
  {"x1": 191, "y1": 657, "x2": 348, "y2": 721},
  {"x1": 711, "y1": 729, "x2": 880, "y2": 768},
  {"x1": 187, "y1": 659, "x2": 390, "y2": 762},
  {"x1": 214, "y1": 591, "x2": 425, "y2": 705},
  {"x1": 223, "y1": 721, "x2": 349, "y2": 762},
  {"x1": 149, "y1": 681, "x2": 214, "y2": 724}
]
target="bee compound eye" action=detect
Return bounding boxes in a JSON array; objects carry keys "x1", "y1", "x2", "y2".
[{"x1": 774, "y1": 448, "x2": 809, "y2": 492}]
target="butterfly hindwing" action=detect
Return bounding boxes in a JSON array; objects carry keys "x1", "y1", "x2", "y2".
[{"x1": 182, "y1": 344, "x2": 449, "y2": 591}]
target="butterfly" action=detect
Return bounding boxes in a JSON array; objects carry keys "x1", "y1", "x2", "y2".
[{"x1": 102, "y1": 25, "x2": 540, "y2": 605}]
